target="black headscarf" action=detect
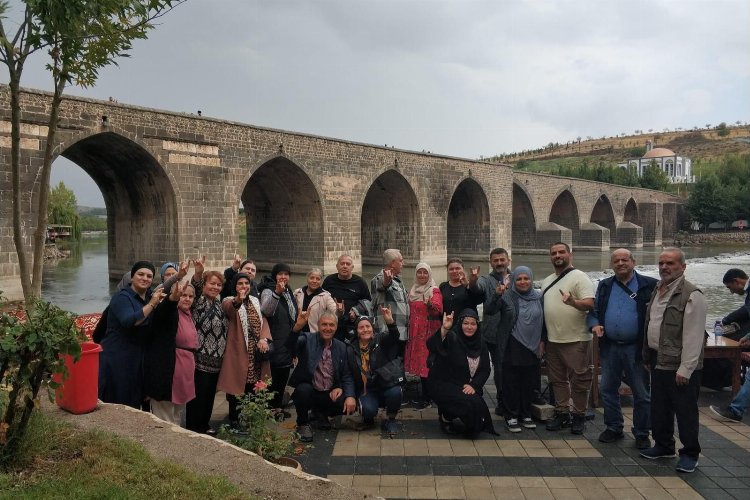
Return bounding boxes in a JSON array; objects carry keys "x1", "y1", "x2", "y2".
[
  {"x1": 230, "y1": 272, "x2": 252, "y2": 299},
  {"x1": 455, "y1": 308, "x2": 482, "y2": 358},
  {"x1": 130, "y1": 260, "x2": 155, "y2": 277}
]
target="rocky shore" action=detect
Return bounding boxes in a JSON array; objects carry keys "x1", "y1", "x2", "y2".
[{"x1": 674, "y1": 230, "x2": 750, "y2": 246}]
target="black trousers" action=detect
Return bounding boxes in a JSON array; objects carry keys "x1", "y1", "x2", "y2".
[
  {"x1": 292, "y1": 382, "x2": 345, "y2": 425},
  {"x1": 502, "y1": 362, "x2": 538, "y2": 419},
  {"x1": 227, "y1": 382, "x2": 254, "y2": 423},
  {"x1": 488, "y1": 343, "x2": 502, "y2": 405},
  {"x1": 651, "y1": 368, "x2": 702, "y2": 459},
  {"x1": 269, "y1": 365, "x2": 291, "y2": 409},
  {"x1": 186, "y1": 369, "x2": 219, "y2": 433}
]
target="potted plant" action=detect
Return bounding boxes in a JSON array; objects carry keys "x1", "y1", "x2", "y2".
[{"x1": 218, "y1": 380, "x2": 300, "y2": 468}]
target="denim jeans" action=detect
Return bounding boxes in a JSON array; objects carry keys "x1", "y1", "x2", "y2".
[
  {"x1": 730, "y1": 369, "x2": 750, "y2": 416},
  {"x1": 359, "y1": 385, "x2": 403, "y2": 420},
  {"x1": 600, "y1": 341, "x2": 651, "y2": 438}
]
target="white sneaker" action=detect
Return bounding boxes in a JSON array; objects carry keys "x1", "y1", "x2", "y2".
[
  {"x1": 506, "y1": 418, "x2": 522, "y2": 433},
  {"x1": 522, "y1": 417, "x2": 537, "y2": 429}
]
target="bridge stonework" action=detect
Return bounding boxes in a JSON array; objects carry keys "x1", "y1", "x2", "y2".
[{"x1": 0, "y1": 88, "x2": 679, "y2": 281}]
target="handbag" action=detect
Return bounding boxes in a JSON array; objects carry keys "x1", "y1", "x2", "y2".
[{"x1": 373, "y1": 357, "x2": 406, "y2": 388}]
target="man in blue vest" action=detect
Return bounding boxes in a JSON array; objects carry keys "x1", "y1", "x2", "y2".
[{"x1": 588, "y1": 249, "x2": 657, "y2": 450}]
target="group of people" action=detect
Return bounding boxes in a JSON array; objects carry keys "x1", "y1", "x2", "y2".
[{"x1": 97, "y1": 241, "x2": 746, "y2": 474}]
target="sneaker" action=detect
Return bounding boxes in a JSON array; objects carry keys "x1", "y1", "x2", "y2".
[
  {"x1": 570, "y1": 414, "x2": 585, "y2": 435},
  {"x1": 546, "y1": 412, "x2": 570, "y2": 431},
  {"x1": 676, "y1": 455, "x2": 698, "y2": 473},
  {"x1": 639, "y1": 446, "x2": 676, "y2": 460},
  {"x1": 709, "y1": 405, "x2": 742, "y2": 423},
  {"x1": 521, "y1": 417, "x2": 537, "y2": 429},
  {"x1": 635, "y1": 436, "x2": 651, "y2": 450},
  {"x1": 412, "y1": 399, "x2": 432, "y2": 410},
  {"x1": 598, "y1": 428, "x2": 625, "y2": 443},
  {"x1": 506, "y1": 418, "x2": 522, "y2": 433},
  {"x1": 385, "y1": 419, "x2": 399, "y2": 438},
  {"x1": 297, "y1": 424, "x2": 313, "y2": 443}
]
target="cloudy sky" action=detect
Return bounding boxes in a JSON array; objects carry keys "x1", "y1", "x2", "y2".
[{"x1": 4, "y1": 0, "x2": 749, "y2": 207}]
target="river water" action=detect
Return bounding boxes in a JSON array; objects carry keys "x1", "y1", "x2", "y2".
[{"x1": 42, "y1": 234, "x2": 750, "y2": 329}]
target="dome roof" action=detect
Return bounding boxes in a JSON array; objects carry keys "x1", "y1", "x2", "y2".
[{"x1": 643, "y1": 147, "x2": 675, "y2": 158}]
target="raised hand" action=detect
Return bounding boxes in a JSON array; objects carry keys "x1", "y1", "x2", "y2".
[
  {"x1": 274, "y1": 277, "x2": 287, "y2": 295},
  {"x1": 559, "y1": 289, "x2": 575, "y2": 307},
  {"x1": 459, "y1": 271, "x2": 469, "y2": 286},
  {"x1": 169, "y1": 280, "x2": 183, "y2": 301},
  {"x1": 194, "y1": 255, "x2": 206, "y2": 276},
  {"x1": 469, "y1": 266, "x2": 480, "y2": 284},
  {"x1": 232, "y1": 253, "x2": 241, "y2": 271},
  {"x1": 335, "y1": 299, "x2": 344, "y2": 316},
  {"x1": 442, "y1": 311, "x2": 454, "y2": 332},
  {"x1": 383, "y1": 268, "x2": 393, "y2": 287},
  {"x1": 150, "y1": 289, "x2": 166, "y2": 307},
  {"x1": 380, "y1": 304, "x2": 393, "y2": 325},
  {"x1": 293, "y1": 309, "x2": 309, "y2": 331},
  {"x1": 495, "y1": 282, "x2": 507, "y2": 295},
  {"x1": 177, "y1": 260, "x2": 190, "y2": 279}
]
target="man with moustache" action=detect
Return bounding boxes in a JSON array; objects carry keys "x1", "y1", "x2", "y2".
[
  {"x1": 322, "y1": 254, "x2": 372, "y2": 341},
  {"x1": 371, "y1": 249, "x2": 409, "y2": 342},
  {"x1": 542, "y1": 242, "x2": 595, "y2": 435},
  {"x1": 640, "y1": 248, "x2": 706, "y2": 474},
  {"x1": 587, "y1": 249, "x2": 657, "y2": 449}
]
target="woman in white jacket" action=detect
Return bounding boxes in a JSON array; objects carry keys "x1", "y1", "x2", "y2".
[{"x1": 293, "y1": 268, "x2": 337, "y2": 332}]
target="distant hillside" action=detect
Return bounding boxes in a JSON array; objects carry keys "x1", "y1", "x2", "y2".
[{"x1": 78, "y1": 206, "x2": 106, "y2": 217}]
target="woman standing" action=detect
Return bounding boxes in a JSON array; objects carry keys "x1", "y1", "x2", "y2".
[
  {"x1": 405, "y1": 263, "x2": 442, "y2": 408},
  {"x1": 218, "y1": 272, "x2": 273, "y2": 427},
  {"x1": 439, "y1": 258, "x2": 483, "y2": 316},
  {"x1": 145, "y1": 281, "x2": 200, "y2": 425},
  {"x1": 99, "y1": 261, "x2": 165, "y2": 409},
  {"x1": 186, "y1": 257, "x2": 228, "y2": 434},
  {"x1": 293, "y1": 268, "x2": 337, "y2": 332},
  {"x1": 427, "y1": 309, "x2": 496, "y2": 437}
]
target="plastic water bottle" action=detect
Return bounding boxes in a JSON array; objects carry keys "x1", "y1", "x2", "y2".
[{"x1": 714, "y1": 320, "x2": 723, "y2": 344}]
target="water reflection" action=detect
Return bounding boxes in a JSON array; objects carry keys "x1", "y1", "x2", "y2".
[{"x1": 42, "y1": 234, "x2": 749, "y2": 329}]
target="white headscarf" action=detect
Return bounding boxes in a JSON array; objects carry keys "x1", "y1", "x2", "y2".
[{"x1": 408, "y1": 262, "x2": 437, "y2": 302}]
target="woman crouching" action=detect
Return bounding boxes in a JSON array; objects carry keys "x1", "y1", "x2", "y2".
[
  {"x1": 347, "y1": 306, "x2": 404, "y2": 438},
  {"x1": 427, "y1": 309, "x2": 496, "y2": 437}
]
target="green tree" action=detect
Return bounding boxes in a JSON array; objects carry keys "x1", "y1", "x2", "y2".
[
  {"x1": 47, "y1": 181, "x2": 81, "y2": 239},
  {"x1": 0, "y1": 0, "x2": 182, "y2": 300},
  {"x1": 639, "y1": 161, "x2": 670, "y2": 191},
  {"x1": 717, "y1": 122, "x2": 730, "y2": 137},
  {"x1": 685, "y1": 176, "x2": 732, "y2": 230}
]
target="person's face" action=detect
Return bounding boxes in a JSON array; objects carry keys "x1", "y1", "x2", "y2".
[
  {"x1": 389, "y1": 254, "x2": 404, "y2": 275},
  {"x1": 725, "y1": 279, "x2": 745, "y2": 295},
  {"x1": 240, "y1": 262, "x2": 256, "y2": 280},
  {"x1": 163, "y1": 267, "x2": 177, "y2": 280},
  {"x1": 357, "y1": 320, "x2": 374, "y2": 343},
  {"x1": 611, "y1": 250, "x2": 635, "y2": 280},
  {"x1": 461, "y1": 317, "x2": 478, "y2": 337},
  {"x1": 448, "y1": 262, "x2": 464, "y2": 281},
  {"x1": 514, "y1": 274, "x2": 532, "y2": 293},
  {"x1": 307, "y1": 272, "x2": 322, "y2": 290},
  {"x1": 178, "y1": 286, "x2": 195, "y2": 312},
  {"x1": 202, "y1": 276, "x2": 223, "y2": 300},
  {"x1": 549, "y1": 244, "x2": 571, "y2": 269},
  {"x1": 336, "y1": 256, "x2": 353, "y2": 280},
  {"x1": 416, "y1": 268, "x2": 430, "y2": 285},
  {"x1": 235, "y1": 278, "x2": 250, "y2": 296},
  {"x1": 276, "y1": 271, "x2": 290, "y2": 287},
  {"x1": 132, "y1": 268, "x2": 154, "y2": 294},
  {"x1": 318, "y1": 316, "x2": 337, "y2": 341},
  {"x1": 490, "y1": 253, "x2": 510, "y2": 275},
  {"x1": 658, "y1": 251, "x2": 686, "y2": 285}
]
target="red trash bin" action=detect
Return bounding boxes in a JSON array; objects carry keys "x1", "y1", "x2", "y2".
[{"x1": 54, "y1": 341, "x2": 103, "y2": 414}]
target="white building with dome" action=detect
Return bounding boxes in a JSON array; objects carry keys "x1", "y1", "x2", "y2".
[{"x1": 618, "y1": 141, "x2": 693, "y2": 183}]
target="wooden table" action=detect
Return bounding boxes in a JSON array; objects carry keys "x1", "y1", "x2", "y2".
[{"x1": 704, "y1": 335, "x2": 743, "y2": 397}]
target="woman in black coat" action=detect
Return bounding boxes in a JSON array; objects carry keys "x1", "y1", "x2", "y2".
[{"x1": 427, "y1": 308, "x2": 496, "y2": 437}]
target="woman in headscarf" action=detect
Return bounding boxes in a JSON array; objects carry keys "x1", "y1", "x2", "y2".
[
  {"x1": 405, "y1": 263, "x2": 442, "y2": 409},
  {"x1": 427, "y1": 308, "x2": 496, "y2": 437},
  {"x1": 218, "y1": 272, "x2": 273, "y2": 427},
  {"x1": 259, "y1": 263, "x2": 301, "y2": 418},
  {"x1": 346, "y1": 306, "x2": 403, "y2": 437},
  {"x1": 293, "y1": 268, "x2": 337, "y2": 333},
  {"x1": 99, "y1": 260, "x2": 165, "y2": 408},
  {"x1": 497, "y1": 266, "x2": 544, "y2": 433}
]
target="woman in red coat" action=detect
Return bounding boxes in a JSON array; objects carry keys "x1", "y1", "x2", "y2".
[{"x1": 405, "y1": 262, "x2": 442, "y2": 409}]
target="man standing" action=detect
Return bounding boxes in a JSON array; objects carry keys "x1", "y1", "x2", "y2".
[
  {"x1": 588, "y1": 249, "x2": 657, "y2": 449},
  {"x1": 371, "y1": 249, "x2": 409, "y2": 342},
  {"x1": 640, "y1": 248, "x2": 706, "y2": 474},
  {"x1": 542, "y1": 242, "x2": 595, "y2": 435},
  {"x1": 322, "y1": 254, "x2": 372, "y2": 341},
  {"x1": 476, "y1": 247, "x2": 512, "y2": 416}
]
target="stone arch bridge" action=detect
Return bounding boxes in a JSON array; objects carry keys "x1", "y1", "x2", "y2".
[{"x1": 0, "y1": 88, "x2": 680, "y2": 279}]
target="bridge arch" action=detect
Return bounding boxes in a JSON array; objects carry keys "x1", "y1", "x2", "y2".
[
  {"x1": 624, "y1": 197, "x2": 639, "y2": 224},
  {"x1": 57, "y1": 130, "x2": 179, "y2": 279},
  {"x1": 361, "y1": 169, "x2": 420, "y2": 264},
  {"x1": 590, "y1": 194, "x2": 616, "y2": 235},
  {"x1": 549, "y1": 189, "x2": 580, "y2": 243},
  {"x1": 512, "y1": 182, "x2": 537, "y2": 250},
  {"x1": 447, "y1": 177, "x2": 490, "y2": 259},
  {"x1": 241, "y1": 156, "x2": 324, "y2": 270}
]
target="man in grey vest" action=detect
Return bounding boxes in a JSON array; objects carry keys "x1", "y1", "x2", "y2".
[
  {"x1": 640, "y1": 247, "x2": 706, "y2": 473},
  {"x1": 371, "y1": 249, "x2": 409, "y2": 342}
]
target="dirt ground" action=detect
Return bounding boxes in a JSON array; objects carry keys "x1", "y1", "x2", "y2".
[{"x1": 42, "y1": 400, "x2": 374, "y2": 500}]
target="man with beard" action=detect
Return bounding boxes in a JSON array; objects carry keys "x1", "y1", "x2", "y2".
[
  {"x1": 587, "y1": 249, "x2": 657, "y2": 449},
  {"x1": 322, "y1": 254, "x2": 372, "y2": 341},
  {"x1": 475, "y1": 247, "x2": 513, "y2": 415},
  {"x1": 542, "y1": 242, "x2": 595, "y2": 435},
  {"x1": 640, "y1": 248, "x2": 706, "y2": 474}
]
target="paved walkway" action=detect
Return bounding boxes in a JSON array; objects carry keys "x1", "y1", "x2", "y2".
[{"x1": 209, "y1": 381, "x2": 750, "y2": 499}]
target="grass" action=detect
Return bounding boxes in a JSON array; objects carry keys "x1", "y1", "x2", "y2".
[{"x1": 0, "y1": 412, "x2": 252, "y2": 500}]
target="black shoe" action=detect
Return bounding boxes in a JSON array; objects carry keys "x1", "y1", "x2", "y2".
[
  {"x1": 545, "y1": 412, "x2": 570, "y2": 431},
  {"x1": 709, "y1": 405, "x2": 742, "y2": 423},
  {"x1": 640, "y1": 446, "x2": 676, "y2": 459},
  {"x1": 598, "y1": 429, "x2": 624, "y2": 443},
  {"x1": 635, "y1": 436, "x2": 651, "y2": 450},
  {"x1": 412, "y1": 399, "x2": 432, "y2": 410},
  {"x1": 570, "y1": 414, "x2": 585, "y2": 435},
  {"x1": 297, "y1": 424, "x2": 313, "y2": 443}
]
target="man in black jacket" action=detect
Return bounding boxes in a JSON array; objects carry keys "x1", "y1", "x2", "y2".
[
  {"x1": 720, "y1": 268, "x2": 750, "y2": 332},
  {"x1": 290, "y1": 311, "x2": 356, "y2": 442},
  {"x1": 587, "y1": 248, "x2": 657, "y2": 449}
]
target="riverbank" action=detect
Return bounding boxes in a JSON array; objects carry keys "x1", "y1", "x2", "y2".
[{"x1": 674, "y1": 230, "x2": 750, "y2": 246}]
